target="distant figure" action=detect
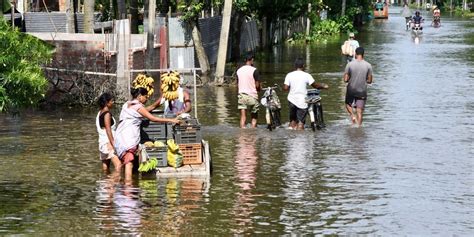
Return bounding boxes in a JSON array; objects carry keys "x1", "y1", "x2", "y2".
[
  {"x1": 375, "y1": 0, "x2": 385, "y2": 11},
  {"x1": 343, "y1": 47, "x2": 373, "y2": 126},
  {"x1": 96, "y1": 92, "x2": 121, "y2": 172},
  {"x1": 237, "y1": 53, "x2": 261, "y2": 128},
  {"x1": 433, "y1": 6, "x2": 441, "y2": 25},
  {"x1": 412, "y1": 10, "x2": 424, "y2": 29},
  {"x1": 401, "y1": 3, "x2": 413, "y2": 29},
  {"x1": 342, "y1": 32, "x2": 360, "y2": 63},
  {"x1": 284, "y1": 58, "x2": 328, "y2": 130}
]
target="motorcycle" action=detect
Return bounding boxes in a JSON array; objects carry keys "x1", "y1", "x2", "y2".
[
  {"x1": 260, "y1": 85, "x2": 282, "y2": 131},
  {"x1": 305, "y1": 89, "x2": 325, "y2": 131},
  {"x1": 411, "y1": 22, "x2": 423, "y2": 37}
]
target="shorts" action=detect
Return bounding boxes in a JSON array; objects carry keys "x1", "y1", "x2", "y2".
[
  {"x1": 99, "y1": 143, "x2": 116, "y2": 160},
  {"x1": 345, "y1": 93, "x2": 367, "y2": 109},
  {"x1": 121, "y1": 146, "x2": 138, "y2": 165},
  {"x1": 289, "y1": 102, "x2": 308, "y2": 124},
  {"x1": 238, "y1": 93, "x2": 259, "y2": 114}
]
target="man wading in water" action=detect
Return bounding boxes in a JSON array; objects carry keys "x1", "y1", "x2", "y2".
[{"x1": 344, "y1": 47, "x2": 373, "y2": 127}]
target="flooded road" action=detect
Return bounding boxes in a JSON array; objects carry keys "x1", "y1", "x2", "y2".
[{"x1": 0, "y1": 8, "x2": 473, "y2": 235}]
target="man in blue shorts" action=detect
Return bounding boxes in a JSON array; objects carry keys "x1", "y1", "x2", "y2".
[
  {"x1": 344, "y1": 47, "x2": 373, "y2": 126},
  {"x1": 284, "y1": 58, "x2": 328, "y2": 130}
]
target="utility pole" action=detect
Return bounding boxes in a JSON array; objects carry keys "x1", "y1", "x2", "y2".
[{"x1": 214, "y1": 0, "x2": 232, "y2": 85}]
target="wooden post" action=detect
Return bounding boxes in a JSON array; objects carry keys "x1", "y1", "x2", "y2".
[
  {"x1": 306, "y1": 3, "x2": 311, "y2": 37},
  {"x1": 214, "y1": 0, "x2": 232, "y2": 85},
  {"x1": 116, "y1": 19, "x2": 131, "y2": 101},
  {"x1": 262, "y1": 17, "x2": 267, "y2": 47},
  {"x1": 0, "y1": 0, "x2": 3, "y2": 19},
  {"x1": 146, "y1": 0, "x2": 156, "y2": 70},
  {"x1": 11, "y1": 0, "x2": 15, "y2": 27}
]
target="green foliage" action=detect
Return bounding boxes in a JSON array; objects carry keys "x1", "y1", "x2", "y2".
[
  {"x1": 313, "y1": 19, "x2": 341, "y2": 36},
  {"x1": 337, "y1": 15, "x2": 356, "y2": 34},
  {"x1": 0, "y1": 19, "x2": 53, "y2": 112},
  {"x1": 178, "y1": 1, "x2": 205, "y2": 22},
  {"x1": 453, "y1": 6, "x2": 472, "y2": 17},
  {"x1": 290, "y1": 15, "x2": 356, "y2": 43}
]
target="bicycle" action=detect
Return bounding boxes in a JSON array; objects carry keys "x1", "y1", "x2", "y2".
[
  {"x1": 305, "y1": 89, "x2": 325, "y2": 131},
  {"x1": 260, "y1": 85, "x2": 282, "y2": 131}
]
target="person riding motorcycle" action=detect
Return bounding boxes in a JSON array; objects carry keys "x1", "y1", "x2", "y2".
[{"x1": 411, "y1": 11, "x2": 424, "y2": 30}]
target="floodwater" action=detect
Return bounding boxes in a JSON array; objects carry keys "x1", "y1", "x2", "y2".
[{"x1": 1, "y1": 8, "x2": 473, "y2": 235}]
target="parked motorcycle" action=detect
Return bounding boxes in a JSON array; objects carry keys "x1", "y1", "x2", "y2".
[
  {"x1": 305, "y1": 89, "x2": 325, "y2": 131},
  {"x1": 260, "y1": 85, "x2": 282, "y2": 131}
]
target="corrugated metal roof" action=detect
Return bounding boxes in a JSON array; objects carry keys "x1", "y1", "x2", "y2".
[{"x1": 24, "y1": 12, "x2": 90, "y2": 33}]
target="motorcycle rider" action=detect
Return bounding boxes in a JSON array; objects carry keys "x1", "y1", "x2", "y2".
[
  {"x1": 283, "y1": 58, "x2": 328, "y2": 130},
  {"x1": 411, "y1": 10, "x2": 424, "y2": 30}
]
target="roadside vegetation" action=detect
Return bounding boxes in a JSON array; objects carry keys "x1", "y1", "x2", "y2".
[{"x1": 0, "y1": 19, "x2": 53, "y2": 112}]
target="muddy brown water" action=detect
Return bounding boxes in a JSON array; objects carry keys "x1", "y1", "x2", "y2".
[{"x1": 0, "y1": 9, "x2": 473, "y2": 235}]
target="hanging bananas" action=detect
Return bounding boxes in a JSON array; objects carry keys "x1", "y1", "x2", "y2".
[
  {"x1": 132, "y1": 73, "x2": 155, "y2": 97},
  {"x1": 160, "y1": 71, "x2": 181, "y2": 101}
]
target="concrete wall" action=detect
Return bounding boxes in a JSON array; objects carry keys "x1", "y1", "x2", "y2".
[{"x1": 31, "y1": 32, "x2": 155, "y2": 104}]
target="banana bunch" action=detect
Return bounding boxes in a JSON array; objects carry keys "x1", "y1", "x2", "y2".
[
  {"x1": 167, "y1": 139, "x2": 180, "y2": 153},
  {"x1": 132, "y1": 73, "x2": 155, "y2": 97},
  {"x1": 160, "y1": 71, "x2": 181, "y2": 101},
  {"x1": 138, "y1": 157, "x2": 158, "y2": 172}
]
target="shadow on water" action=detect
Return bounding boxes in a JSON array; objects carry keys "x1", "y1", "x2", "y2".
[{"x1": 0, "y1": 7, "x2": 473, "y2": 234}]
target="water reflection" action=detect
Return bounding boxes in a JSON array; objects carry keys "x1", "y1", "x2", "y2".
[
  {"x1": 279, "y1": 133, "x2": 315, "y2": 232},
  {"x1": 231, "y1": 130, "x2": 259, "y2": 232},
  {"x1": 214, "y1": 87, "x2": 231, "y2": 125},
  {"x1": 94, "y1": 172, "x2": 143, "y2": 235}
]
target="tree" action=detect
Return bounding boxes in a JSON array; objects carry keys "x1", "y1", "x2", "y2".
[
  {"x1": 0, "y1": 19, "x2": 53, "y2": 112},
  {"x1": 117, "y1": 0, "x2": 126, "y2": 19},
  {"x1": 178, "y1": 1, "x2": 211, "y2": 78},
  {"x1": 66, "y1": 0, "x2": 76, "y2": 33},
  {"x1": 83, "y1": 0, "x2": 95, "y2": 33},
  {"x1": 342, "y1": 0, "x2": 346, "y2": 16},
  {"x1": 130, "y1": 0, "x2": 139, "y2": 33}
]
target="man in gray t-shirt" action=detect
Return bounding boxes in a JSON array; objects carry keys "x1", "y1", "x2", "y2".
[{"x1": 344, "y1": 47, "x2": 373, "y2": 126}]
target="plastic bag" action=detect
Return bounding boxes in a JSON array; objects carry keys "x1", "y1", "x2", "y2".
[
  {"x1": 341, "y1": 40, "x2": 354, "y2": 56},
  {"x1": 167, "y1": 139, "x2": 183, "y2": 168}
]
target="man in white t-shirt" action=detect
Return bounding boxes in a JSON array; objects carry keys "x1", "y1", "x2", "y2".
[{"x1": 283, "y1": 58, "x2": 329, "y2": 130}]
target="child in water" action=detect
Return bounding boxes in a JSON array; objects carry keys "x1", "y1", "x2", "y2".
[{"x1": 96, "y1": 92, "x2": 121, "y2": 172}]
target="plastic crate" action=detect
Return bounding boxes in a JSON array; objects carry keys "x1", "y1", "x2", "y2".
[
  {"x1": 179, "y1": 143, "x2": 202, "y2": 165},
  {"x1": 141, "y1": 121, "x2": 173, "y2": 141},
  {"x1": 174, "y1": 124, "x2": 202, "y2": 144},
  {"x1": 146, "y1": 146, "x2": 168, "y2": 167}
]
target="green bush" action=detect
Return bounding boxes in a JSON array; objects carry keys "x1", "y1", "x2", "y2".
[{"x1": 0, "y1": 19, "x2": 53, "y2": 112}]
